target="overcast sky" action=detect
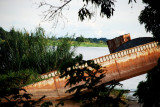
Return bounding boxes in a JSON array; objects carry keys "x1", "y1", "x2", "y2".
[{"x1": 0, "y1": 0, "x2": 152, "y2": 39}]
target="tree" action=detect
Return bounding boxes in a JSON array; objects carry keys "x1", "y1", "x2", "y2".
[
  {"x1": 138, "y1": 0, "x2": 160, "y2": 42},
  {"x1": 134, "y1": 1, "x2": 160, "y2": 106},
  {"x1": 38, "y1": 0, "x2": 136, "y2": 27},
  {"x1": 75, "y1": 35, "x2": 85, "y2": 42}
]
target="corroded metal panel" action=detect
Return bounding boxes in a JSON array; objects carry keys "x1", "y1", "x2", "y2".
[{"x1": 107, "y1": 34, "x2": 131, "y2": 53}]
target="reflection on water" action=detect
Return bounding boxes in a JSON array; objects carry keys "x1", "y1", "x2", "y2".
[{"x1": 75, "y1": 47, "x2": 146, "y2": 90}]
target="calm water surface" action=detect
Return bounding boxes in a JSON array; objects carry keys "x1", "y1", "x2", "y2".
[{"x1": 75, "y1": 47, "x2": 147, "y2": 91}]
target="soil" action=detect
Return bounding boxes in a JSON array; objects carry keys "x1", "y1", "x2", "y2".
[{"x1": 40, "y1": 98, "x2": 142, "y2": 107}]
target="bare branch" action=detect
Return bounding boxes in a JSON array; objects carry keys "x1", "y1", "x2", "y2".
[
  {"x1": 38, "y1": 0, "x2": 72, "y2": 28},
  {"x1": 38, "y1": 0, "x2": 123, "y2": 28}
]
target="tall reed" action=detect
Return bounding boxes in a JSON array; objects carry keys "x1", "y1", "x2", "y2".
[
  {"x1": 0, "y1": 27, "x2": 76, "y2": 74},
  {"x1": 0, "y1": 27, "x2": 77, "y2": 89}
]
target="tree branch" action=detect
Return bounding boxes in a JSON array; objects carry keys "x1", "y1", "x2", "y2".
[{"x1": 39, "y1": 0, "x2": 72, "y2": 27}]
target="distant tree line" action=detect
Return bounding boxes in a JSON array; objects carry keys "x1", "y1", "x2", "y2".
[
  {"x1": 49, "y1": 35, "x2": 108, "y2": 44},
  {"x1": 75, "y1": 36, "x2": 108, "y2": 43}
]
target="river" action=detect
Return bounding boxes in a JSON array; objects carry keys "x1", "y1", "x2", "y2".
[{"x1": 75, "y1": 47, "x2": 147, "y2": 91}]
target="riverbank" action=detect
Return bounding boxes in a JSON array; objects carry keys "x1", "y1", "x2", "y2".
[
  {"x1": 47, "y1": 40, "x2": 108, "y2": 47},
  {"x1": 77, "y1": 42, "x2": 107, "y2": 47},
  {"x1": 39, "y1": 96, "x2": 141, "y2": 107}
]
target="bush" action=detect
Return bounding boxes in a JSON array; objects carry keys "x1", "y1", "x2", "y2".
[{"x1": 0, "y1": 69, "x2": 39, "y2": 90}]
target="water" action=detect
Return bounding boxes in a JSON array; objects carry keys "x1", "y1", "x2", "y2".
[
  {"x1": 75, "y1": 47, "x2": 147, "y2": 91},
  {"x1": 75, "y1": 47, "x2": 110, "y2": 60}
]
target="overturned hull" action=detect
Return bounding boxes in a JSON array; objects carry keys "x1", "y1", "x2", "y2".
[{"x1": 24, "y1": 42, "x2": 160, "y2": 99}]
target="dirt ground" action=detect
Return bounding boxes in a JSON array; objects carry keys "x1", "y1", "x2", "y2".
[
  {"x1": 126, "y1": 101, "x2": 142, "y2": 107},
  {"x1": 40, "y1": 99, "x2": 142, "y2": 107}
]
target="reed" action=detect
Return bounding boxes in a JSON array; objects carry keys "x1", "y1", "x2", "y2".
[{"x1": 0, "y1": 27, "x2": 76, "y2": 87}]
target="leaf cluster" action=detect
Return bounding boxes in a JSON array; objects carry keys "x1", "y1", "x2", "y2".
[
  {"x1": 38, "y1": 0, "x2": 137, "y2": 27},
  {"x1": 78, "y1": 81, "x2": 126, "y2": 107},
  {"x1": 139, "y1": 0, "x2": 160, "y2": 41},
  {"x1": 60, "y1": 54, "x2": 104, "y2": 94},
  {"x1": 0, "y1": 69, "x2": 40, "y2": 90},
  {"x1": 78, "y1": 0, "x2": 115, "y2": 21},
  {"x1": 59, "y1": 54, "x2": 127, "y2": 106}
]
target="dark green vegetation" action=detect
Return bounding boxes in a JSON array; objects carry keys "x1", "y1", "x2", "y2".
[
  {"x1": 74, "y1": 35, "x2": 108, "y2": 43},
  {"x1": 74, "y1": 36, "x2": 108, "y2": 47},
  {"x1": 59, "y1": 55, "x2": 127, "y2": 107},
  {"x1": 134, "y1": 0, "x2": 160, "y2": 107},
  {"x1": 138, "y1": 0, "x2": 160, "y2": 42},
  {"x1": 0, "y1": 27, "x2": 76, "y2": 74}
]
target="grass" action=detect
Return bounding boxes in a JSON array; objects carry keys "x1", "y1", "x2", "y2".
[
  {"x1": 47, "y1": 40, "x2": 108, "y2": 47},
  {"x1": 77, "y1": 42, "x2": 107, "y2": 47}
]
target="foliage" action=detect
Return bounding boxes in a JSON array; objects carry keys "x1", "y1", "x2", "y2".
[
  {"x1": 0, "y1": 27, "x2": 8, "y2": 40},
  {"x1": 75, "y1": 36, "x2": 108, "y2": 43},
  {"x1": 134, "y1": 59, "x2": 160, "y2": 107},
  {"x1": 75, "y1": 35, "x2": 86, "y2": 42},
  {"x1": 60, "y1": 54, "x2": 105, "y2": 94},
  {"x1": 47, "y1": 35, "x2": 108, "y2": 47},
  {"x1": 76, "y1": 81, "x2": 127, "y2": 107},
  {"x1": 59, "y1": 54, "x2": 127, "y2": 107},
  {"x1": 77, "y1": 41, "x2": 107, "y2": 47},
  {"x1": 0, "y1": 69, "x2": 39, "y2": 90},
  {"x1": 0, "y1": 27, "x2": 76, "y2": 75},
  {"x1": 41, "y1": 102, "x2": 53, "y2": 107},
  {"x1": 139, "y1": 0, "x2": 160, "y2": 42},
  {"x1": 135, "y1": 0, "x2": 160, "y2": 106},
  {"x1": 39, "y1": 0, "x2": 115, "y2": 22}
]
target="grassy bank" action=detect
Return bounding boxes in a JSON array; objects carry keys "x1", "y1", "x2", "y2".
[
  {"x1": 47, "y1": 40, "x2": 108, "y2": 47},
  {"x1": 76, "y1": 41, "x2": 107, "y2": 47}
]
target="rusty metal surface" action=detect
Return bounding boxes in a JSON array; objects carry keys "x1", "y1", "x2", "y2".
[
  {"x1": 107, "y1": 34, "x2": 131, "y2": 53},
  {"x1": 24, "y1": 41, "x2": 160, "y2": 100}
]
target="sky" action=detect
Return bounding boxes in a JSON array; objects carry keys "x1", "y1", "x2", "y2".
[{"x1": 0, "y1": 0, "x2": 152, "y2": 39}]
